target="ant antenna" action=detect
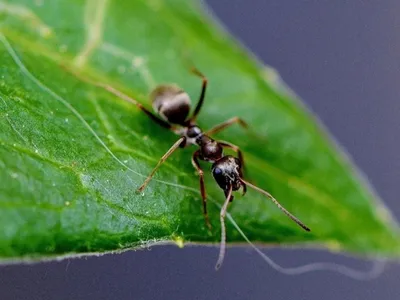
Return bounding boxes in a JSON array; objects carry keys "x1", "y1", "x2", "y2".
[
  {"x1": 239, "y1": 178, "x2": 310, "y2": 232},
  {"x1": 215, "y1": 185, "x2": 233, "y2": 270}
]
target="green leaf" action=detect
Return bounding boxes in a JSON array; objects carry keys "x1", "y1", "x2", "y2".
[{"x1": 0, "y1": 0, "x2": 399, "y2": 262}]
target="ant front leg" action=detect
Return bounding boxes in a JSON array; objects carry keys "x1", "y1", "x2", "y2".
[
  {"x1": 219, "y1": 140, "x2": 247, "y2": 196},
  {"x1": 204, "y1": 117, "x2": 248, "y2": 136},
  {"x1": 137, "y1": 136, "x2": 186, "y2": 192},
  {"x1": 192, "y1": 150, "x2": 212, "y2": 230},
  {"x1": 188, "y1": 67, "x2": 208, "y2": 122}
]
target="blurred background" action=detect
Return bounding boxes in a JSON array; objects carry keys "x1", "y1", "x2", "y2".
[{"x1": 1, "y1": 0, "x2": 400, "y2": 299}]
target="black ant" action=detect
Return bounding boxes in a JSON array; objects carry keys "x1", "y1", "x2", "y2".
[{"x1": 67, "y1": 67, "x2": 310, "y2": 269}]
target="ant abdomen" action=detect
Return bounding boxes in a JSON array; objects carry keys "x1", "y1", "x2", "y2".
[{"x1": 150, "y1": 85, "x2": 191, "y2": 125}]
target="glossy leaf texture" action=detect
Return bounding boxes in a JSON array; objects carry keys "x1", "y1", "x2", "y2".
[{"x1": 0, "y1": 0, "x2": 399, "y2": 262}]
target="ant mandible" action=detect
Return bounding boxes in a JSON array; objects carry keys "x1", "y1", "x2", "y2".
[{"x1": 69, "y1": 67, "x2": 310, "y2": 269}]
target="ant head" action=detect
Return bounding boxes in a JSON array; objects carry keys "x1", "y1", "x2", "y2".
[
  {"x1": 212, "y1": 155, "x2": 243, "y2": 192},
  {"x1": 150, "y1": 85, "x2": 191, "y2": 125}
]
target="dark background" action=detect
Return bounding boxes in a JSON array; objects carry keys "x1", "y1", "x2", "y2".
[{"x1": 2, "y1": 0, "x2": 400, "y2": 299}]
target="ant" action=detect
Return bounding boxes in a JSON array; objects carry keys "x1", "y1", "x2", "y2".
[{"x1": 67, "y1": 66, "x2": 310, "y2": 269}]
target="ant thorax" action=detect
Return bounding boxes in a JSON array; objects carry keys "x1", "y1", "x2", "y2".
[{"x1": 196, "y1": 135, "x2": 224, "y2": 163}]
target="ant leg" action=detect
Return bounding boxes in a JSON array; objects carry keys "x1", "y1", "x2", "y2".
[
  {"x1": 219, "y1": 140, "x2": 247, "y2": 195},
  {"x1": 62, "y1": 65, "x2": 172, "y2": 129},
  {"x1": 219, "y1": 140, "x2": 244, "y2": 166},
  {"x1": 204, "y1": 117, "x2": 248, "y2": 136},
  {"x1": 192, "y1": 150, "x2": 212, "y2": 230},
  {"x1": 215, "y1": 184, "x2": 233, "y2": 270},
  {"x1": 137, "y1": 136, "x2": 186, "y2": 192},
  {"x1": 189, "y1": 67, "x2": 208, "y2": 122}
]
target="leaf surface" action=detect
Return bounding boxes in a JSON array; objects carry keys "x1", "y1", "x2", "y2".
[{"x1": 0, "y1": 0, "x2": 399, "y2": 261}]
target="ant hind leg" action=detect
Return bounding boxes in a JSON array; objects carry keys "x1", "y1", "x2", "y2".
[
  {"x1": 137, "y1": 136, "x2": 186, "y2": 192},
  {"x1": 189, "y1": 67, "x2": 208, "y2": 122},
  {"x1": 61, "y1": 65, "x2": 173, "y2": 130}
]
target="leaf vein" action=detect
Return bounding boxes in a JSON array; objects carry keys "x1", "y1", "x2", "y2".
[{"x1": 74, "y1": 0, "x2": 110, "y2": 67}]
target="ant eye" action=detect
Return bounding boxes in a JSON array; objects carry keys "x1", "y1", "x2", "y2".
[{"x1": 213, "y1": 167, "x2": 222, "y2": 176}]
